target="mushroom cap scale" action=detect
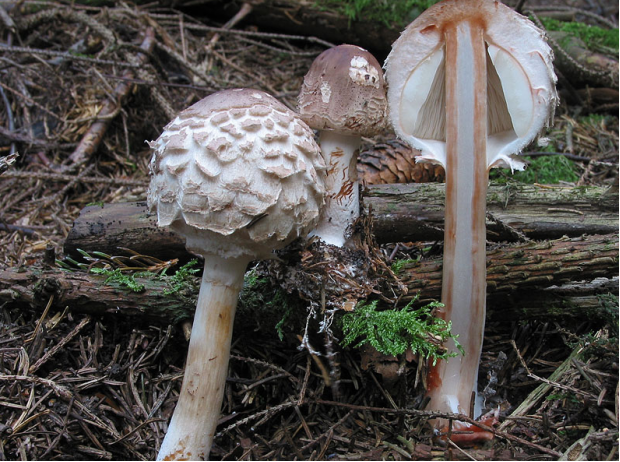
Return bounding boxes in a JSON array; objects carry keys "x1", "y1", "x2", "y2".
[
  {"x1": 147, "y1": 88, "x2": 326, "y2": 260},
  {"x1": 298, "y1": 44, "x2": 388, "y2": 137},
  {"x1": 385, "y1": 0, "x2": 558, "y2": 171}
]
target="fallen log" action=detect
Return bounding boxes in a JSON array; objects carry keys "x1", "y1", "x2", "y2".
[
  {"x1": 62, "y1": 183, "x2": 618, "y2": 261},
  {"x1": 214, "y1": 1, "x2": 619, "y2": 89},
  {"x1": 4, "y1": 235, "x2": 618, "y2": 324}
]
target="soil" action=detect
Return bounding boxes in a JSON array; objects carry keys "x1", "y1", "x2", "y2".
[{"x1": 0, "y1": 1, "x2": 618, "y2": 461}]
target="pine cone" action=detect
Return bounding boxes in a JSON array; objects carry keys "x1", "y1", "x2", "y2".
[{"x1": 358, "y1": 138, "x2": 445, "y2": 184}]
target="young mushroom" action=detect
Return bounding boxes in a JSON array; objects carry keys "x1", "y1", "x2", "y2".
[
  {"x1": 298, "y1": 44, "x2": 388, "y2": 247},
  {"x1": 147, "y1": 88, "x2": 325, "y2": 460},
  {"x1": 385, "y1": 0, "x2": 557, "y2": 441}
]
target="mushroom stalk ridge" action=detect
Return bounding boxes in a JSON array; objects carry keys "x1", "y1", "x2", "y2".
[
  {"x1": 385, "y1": 0, "x2": 558, "y2": 444},
  {"x1": 426, "y1": 20, "x2": 488, "y2": 427},
  {"x1": 157, "y1": 255, "x2": 249, "y2": 461},
  {"x1": 310, "y1": 131, "x2": 361, "y2": 247}
]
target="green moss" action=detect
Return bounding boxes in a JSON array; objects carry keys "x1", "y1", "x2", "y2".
[
  {"x1": 162, "y1": 260, "x2": 200, "y2": 295},
  {"x1": 490, "y1": 154, "x2": 579, "y2": 185},
  {"x1": 340, "y1": 299, "x2": 462, "y2": 365},
  {"x1": 539, "y1": 17, "x2": 619, "y2": 54},
  {"x1": 390, "y1": 258, "x2": 418, "y2": 275},
  {"x1": 238, "y1": 269, "x2": 297, "y2": 340},
  {"x1": 90, "y1": 267, "x2": 151, "y2": 292},
  {"x1": 314, "y1": 0, "x2": 439, "y2": 28}
]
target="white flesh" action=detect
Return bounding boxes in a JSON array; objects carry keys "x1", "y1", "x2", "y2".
[
  {"x1": 425, "y1": 20, "x2": 488, "y2": 422},
  {"x1": 157, "y1": 255, "x2": 250, "y2": 461},
  {"x1": 310, "y1": 131, "x2": 361, "y2": 247}
]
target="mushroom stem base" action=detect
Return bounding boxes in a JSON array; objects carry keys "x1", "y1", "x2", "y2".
[{"x1": 157, "y1": 255, "x2": 249, "y2": 461}]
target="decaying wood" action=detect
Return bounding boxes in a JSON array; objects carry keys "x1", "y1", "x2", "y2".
[
  {"x1": 62, "y1": 183, "x2": 618, "y2": 261},
  {"x1": 399, "y1": 234, "x2": 618, "y2": 304},
  {"x1": 367, "y1": 183, "x2": 618, "y2": 242},
  {"x1": 546, "y1": 30, "x2": 619, "y2": 89},
  {"x1": 486, "y1": 277, "x2": 619, "y2": 322},
  {"x1": 238, "y1": 1, "x2": 619, "y2": 90},
  {"x1": 4, "y1": 235, "x2": 618, "y2": 323}
]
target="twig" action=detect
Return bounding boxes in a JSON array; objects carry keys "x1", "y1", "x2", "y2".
[
  {"x1": 0, "y1": 85, "x2": 16, "y2": 156},
  {"x1": 214, "y1": 400, "x2": 298, "y2": 438},
  {"x1": 230, "y1": 354, "x2": 299, "y2": 382},
  {"x1": 63, "y1": 27, "x2": 156, "y2": 170},
  {"x1": 312, "y1": 399, "x2": 563, "y2": 457},
  {"x1": 0, "y1": 374, "x2": 122, "y2": 439},
  {"x1": 525, "y1": 151, "x2": 594, "y2": 163},
  {"x1": 510, "y1": 340, "x2": 595, "y2": 399},
  {"x1": 1, "y1": 170, "x2": 148, "y2": 187},
  {"x1": 447, "y1": 438, "x2": 478, "y2": 461},
  {"x1": 0, "y1": 152, "x2": 19, "y2": 174},
  {"x1": 300, "y1": 410, "x2": 353, "y2": 451},
  {"x1": 151, "y1": 16, "x2": 336, "y2": 48},
  {"x1": 206, "y1": 3, "x2": 253, "y2": 53},
  {"x1": 0, "y1": 125, "x2": 75, "y2": 149},
  {"x1": 29, "y1": 316, "x2": 91, "y2": 373},
  {"x1": 0, "y1": 45, "x2": 141, "y2": 68},
  {"x1": 0, "y1": 222, "x2": 39, "y2": 236},
  {"x1": 16, "y1": 8, "x2": 116, "y2": 44},
  {"x1": 528, "y1": 5, "x2": 617, "y2": 28}
]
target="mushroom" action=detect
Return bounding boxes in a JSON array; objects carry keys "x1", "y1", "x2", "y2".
[
  {"x1": 385, "y1": 0, "x2": 557, "y2": 440},
  {"x1": 298, "y1": 44, "x2": 388, "y2": 247},
  {"x1": 147, "y1": 88, "x2": 325, "y2": 460}
]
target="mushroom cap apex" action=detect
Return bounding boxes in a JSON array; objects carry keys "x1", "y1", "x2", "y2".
[{"x1": 298, "y1": 44, "x2": 388, "y2": 137}]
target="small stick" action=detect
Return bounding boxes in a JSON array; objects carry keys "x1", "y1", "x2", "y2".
[
  {"x1": 29, "y1": 316, "x2": 92, "y2": 373},
  {"x1": 206, "y1": 3, "x2": 253, "y2": 53},
  {"x1": 64, "y1": 28, "x2": 156, "y2": 170},
  {"x1": 1, "y1": 170, "x2": 147, "y2": 187}
]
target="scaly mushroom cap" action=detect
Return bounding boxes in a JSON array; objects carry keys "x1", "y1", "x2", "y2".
[
  {"x1": 147, "y1": 88, "x2": 326, "y2": 259},
  {"x1": 298, "y1": 44, "x2": 388, "y2": 137},
  {"x1": 385, "y1": 0, "x2": 558, "y2": 170}
]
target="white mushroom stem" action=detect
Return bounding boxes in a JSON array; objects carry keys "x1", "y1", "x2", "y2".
[
  {"x1": 311, "y1": 130, "x2": 361, "y2": 247},
  {"x1": 157, "y1": 255, "x2": 250, "y2": 461},
  {"x1": 426, "y1": 21, "x2": 489, "y2": 427}
]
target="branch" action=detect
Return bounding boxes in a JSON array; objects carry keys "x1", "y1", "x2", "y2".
[
  {"x1": 64, "y1": 28, "x2": 156, "y2": 169},
  {"x1": 1, "y1": 235, "x2": 617, "y2": 323},
  {"x1": 62, "y1": 183, "x2": 618, "y2": 262}
]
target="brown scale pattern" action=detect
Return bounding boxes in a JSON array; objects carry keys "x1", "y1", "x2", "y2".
[{"x1": 358, "y1": 138, "x2": 446, "y2": 184}]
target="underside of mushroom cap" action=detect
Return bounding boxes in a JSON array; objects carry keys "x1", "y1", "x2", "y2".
[
  {"x1": 147, "y1": 89, "x2": 326, "y2": 259},
  {"x1": 385, "y1": 0, "x2": 558, "y2": 171},
  {"x1": 298, "y1": 44, "x2": 388, "y2": 137}
]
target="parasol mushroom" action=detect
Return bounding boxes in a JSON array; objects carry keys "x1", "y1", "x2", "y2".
[
  {"x1": 385, "y1": 0, "x2": 557, "y2": 441},
  {"x1": 298, "y1": 44, "x2": 388, "y2": 247},
  {"x1": 148, "y1": 88, "x2": 325, "y2": 460}
]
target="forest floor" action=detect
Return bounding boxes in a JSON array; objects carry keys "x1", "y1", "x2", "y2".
[{"x1": 0, "y1": 1, "x2": 618, "y2": 460}]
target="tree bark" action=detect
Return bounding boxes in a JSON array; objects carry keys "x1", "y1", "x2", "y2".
[
  {"x1": 63, "y1": 183, "x2": 618, "y2": 262},
  {"x1": 367, "y1": 183, "x2": 618, "y2": 243},
  {"x1": 4, "y1": 235, "x2": 618, "y2": 324}
]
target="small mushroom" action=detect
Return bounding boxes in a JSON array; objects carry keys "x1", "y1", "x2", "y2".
[
  {"x1": 385, "y1": 0, "x2": 557, "y2": 441},
  {"x1": 298, "y1": 44, "x2": 388, "y2": 247},
  {"x1": 148, "y1": 88, "x2": 325, "y2": 460}
]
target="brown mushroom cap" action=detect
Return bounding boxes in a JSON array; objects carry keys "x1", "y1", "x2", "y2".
[
  {"x1": 147, "y1": 88, "x2": 326, "y2": 259},
  {"x1": 298, "y1": 45, "x2": 388, "y2": 137}
]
